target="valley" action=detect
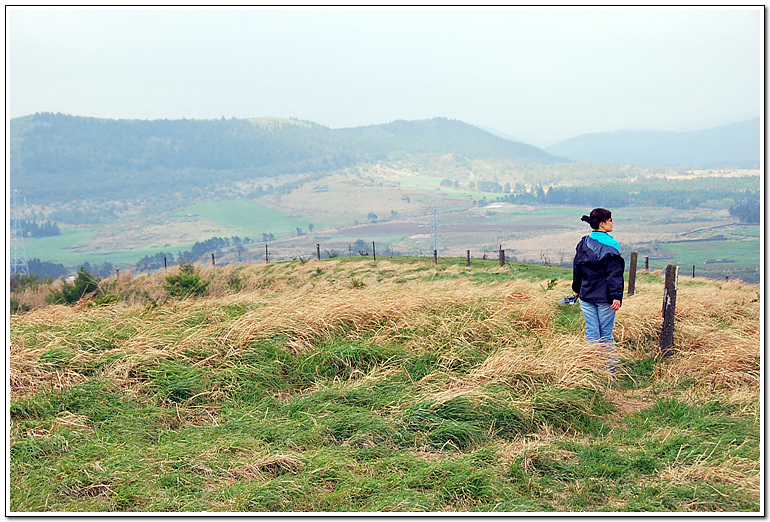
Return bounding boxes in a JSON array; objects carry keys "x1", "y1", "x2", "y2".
[{"x1": 22, "y1": 165, "x2": 760, "y2": 283}]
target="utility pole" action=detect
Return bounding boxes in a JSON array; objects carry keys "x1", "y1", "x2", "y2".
[
  {"x1": 429, "y1": 208, "x2": 443, "y2": 256},
  {"x1": 10, "y1": 190, "x2": 29, "y2": 277}
]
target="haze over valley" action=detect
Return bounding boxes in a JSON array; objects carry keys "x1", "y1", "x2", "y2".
[{"x1": 10, "y1": 113, "x2": 761, "y2": 284}]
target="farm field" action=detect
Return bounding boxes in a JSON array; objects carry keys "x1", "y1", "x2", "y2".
[
  {"x1": 9, "y1": 258, "x2": 761, "y2": 513},
  {"x1": 22, "y1": 197, "x2": 759, "y2": 284}
]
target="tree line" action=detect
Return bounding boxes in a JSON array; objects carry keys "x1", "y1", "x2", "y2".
[
  {"x1": 19, "y1": 219, "x2": 60, "y2": 237},
  {"x1": 135, "y1": 236, "x2": 257, "y2": 271},
  {"x1": 492, "y1": 176, "x2": 759, "y2": 218}
]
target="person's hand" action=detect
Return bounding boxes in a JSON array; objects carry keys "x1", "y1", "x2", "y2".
[
  {"x1": 574, "y1": 292, "x2": 579, "y2": 297},
  {"x1": 611, "y1": 299, "x2": 621, "y2": 311}
]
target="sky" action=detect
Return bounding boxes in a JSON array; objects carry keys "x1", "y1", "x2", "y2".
[{"x1": 6, "y1": 6, "x2": 763, "y2": 148}]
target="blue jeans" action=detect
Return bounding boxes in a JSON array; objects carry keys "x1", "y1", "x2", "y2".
[{"x1": 579, "y1": 300, "x2": 618, "y2": 373}]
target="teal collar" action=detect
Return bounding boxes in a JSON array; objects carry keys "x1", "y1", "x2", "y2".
[{"x1": 589, "y1": 231, "x2": 620, "y2": 252}]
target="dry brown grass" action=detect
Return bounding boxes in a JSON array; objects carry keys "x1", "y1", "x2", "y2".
[
  {"x1": 613, "y1": 275, "x2": 760, "y2": 394},
  {"x1": 9, "y1": 260, "x2": 761, "y2": 406},
  {"x1": 468, "y1": 334, "x2": 621, "y2": 390}
]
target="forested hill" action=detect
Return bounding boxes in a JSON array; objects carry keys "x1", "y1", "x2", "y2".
[
  {"x1": 546, "y1": 117, "x2": 759, "y2": 168},
  {"x1": 341, "y1": 119, "x2": 556, "y2": 162},
  {"x1": 10, "y1": 113, "x2": 563, "y2": 203}
]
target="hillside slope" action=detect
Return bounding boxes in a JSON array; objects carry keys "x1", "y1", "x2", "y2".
[
  {"x1": 9, "y1": 258, "x2": 760, "y2": 512},
  {"x1": 546, "y1": 118, "x2": 760, "y2": 168},
  {"x1": 10, "y1": 114, "x2": 563, "y2": 204}
]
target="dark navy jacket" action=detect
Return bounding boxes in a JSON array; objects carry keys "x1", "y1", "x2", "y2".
[{"x1": 572, "y1": 234, "x2": 625, "y2": 304}]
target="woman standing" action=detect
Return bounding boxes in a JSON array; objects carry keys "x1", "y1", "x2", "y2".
[{"x1": 572, "y1": 208, "x2": 625, "y2": 372}]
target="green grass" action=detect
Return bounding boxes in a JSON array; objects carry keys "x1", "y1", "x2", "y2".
[{"x1": 9, "y1": 259, "x2": 760, "y2": 513}]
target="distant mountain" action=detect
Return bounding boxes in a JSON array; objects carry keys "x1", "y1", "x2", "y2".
[
  {"x1": 10, "y1": 114, "x2": 563, "y2": 204},
  {"x1": 546, "y1": 118, "x2": 760, "y2": 168}
]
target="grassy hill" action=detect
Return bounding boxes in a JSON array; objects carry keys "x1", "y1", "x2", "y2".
[{"x1": 9, "y1": 258, "x2": 760, "y2": 512}]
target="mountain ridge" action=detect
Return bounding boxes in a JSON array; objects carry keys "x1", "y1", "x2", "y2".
[{"x1": 546, "y1": 117, "x2": 759, "y2": 168}]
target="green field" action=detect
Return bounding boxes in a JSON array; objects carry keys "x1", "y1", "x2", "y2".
[
  {"x1": 24, "y1": 230, "x2": 98, "y2": 265},
  {"x1": 176, "y1": 200, "x2": 311, "y2": 236},
  {"x1": 653, "y1": 238, "x2": 760, "y2": 282},
  {"x1": 18, "y1": 192, "x2": 760, "y2": 285}
]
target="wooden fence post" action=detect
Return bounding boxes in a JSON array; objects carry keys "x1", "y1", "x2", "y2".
[
  {"x1": 164, "y1": 257, "x2": 167, "y2": 270},
  {"x1": 433, "y1": 250, "x2": 438, "y2": 264},
  {"x1": 628, "y1": 251, "x2": 638, "y2": 296},
  {"x1": 211, "y1": 253, "x2": 215, "y2": 267},
  {"x1": 499, "y1": 249, "x2": 505, "y2": 267},
  {"x1": 317, "y1": 244, "x2": 321, "y2": 261},
  {"x1": 692, "y1": 265, "x2": 695, "y2": 278},
  {"x1": 645, "y1": 256, "x2": 649, "y2": 271},
  {"x1": 660, "y1": 264, "x2": 678, "y2": 358},
  {"x1": 372, "y1": 242, "x2": 376, "y2": 261},
  {"x1": 466, "y1": 250, "x2": 471, "y2": 267},
  {"x1": 265, "y1": 244, "x2": 269, "y2": 263}
]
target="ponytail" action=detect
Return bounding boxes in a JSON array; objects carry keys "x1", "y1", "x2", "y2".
[{"x1": 582, "y1": 208, "x2": 612, "y2": 230}]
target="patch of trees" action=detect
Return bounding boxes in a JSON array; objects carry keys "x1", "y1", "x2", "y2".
[
  {"x1": 27, "y1": 258, "x2": 67, "y2": 279},
  {"x1": 352, "y1": 239, "x2": 372, "y2": 255},
  {"x1": 475, "y1": 180, "x2": 503, "y2": 193},
  {"x1": 136, "y1": 252, "x2": 175, "y2": 272},
  {"x1": 20, "y1": 219, "x2": 60, "y2": 237},
  {"x1": 728, "y1": 192, "x2": 760, "y2": 223},
  {"x1": 81, "y1": 261, "x2": 115, "y2": 279},
  {"x1": 136, "y1": 236, "x2": 255, "y2": 271}
]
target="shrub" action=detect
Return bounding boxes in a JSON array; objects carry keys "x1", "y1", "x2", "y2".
[
  {"x1": 45, "y1": 267, "x2": 101, "y2": 305},
  {"x1": 163, "y1": 263, "x2": 210, "y2": 299},
  {"x1": 10, "y1": 298, "x2": 31, "y2": 315}
]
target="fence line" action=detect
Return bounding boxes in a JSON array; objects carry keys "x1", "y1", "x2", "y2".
[{"x1": 124, "y1": 242, "x2": 752, "y2": 286}]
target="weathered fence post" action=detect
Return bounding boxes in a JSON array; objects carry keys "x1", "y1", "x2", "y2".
[
  {"x1": 499, "y1": 249, "x2": 505, "y2": 267},
  {"x1": 466, "y1": 250, "x2": 471, "y2": 267},
  {"x1": 372, "y1": 242, "x2": 376, "y2": 261},
  {"x1": 692, "y1": 265, "x2": 695, "y2": 278},
  {"x1": 660, "y1": 264, "x2": 678, "y2": 358},
  {"x1": 211, "y1": 253, "x2": 215, "y2": 267},
  {"x1": 164, "y1": 257, "x2": 167, "y2": 270},
  {"x1": 116, "y1": 269, "x2": 120, "y2": 278},
  {"x1": 628, "y1": 251, "x2": 638, "y2": 296},
  {"x1": 265, "y1": 244, "x2": 269, "y2": 263},
  {"x1": 645, "y1": 256, "x2": 649, "y2": 271},
  {"x1": 433, "y1": 250, "x2": 438, "y2": 265},
  {"x1": 317, "y1": 244, "x2": 321, "y2": 261}
]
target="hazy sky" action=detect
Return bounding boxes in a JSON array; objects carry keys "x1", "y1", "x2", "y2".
[{"x1": 6, "y1": 6, "x2": 763, "y2": 147}]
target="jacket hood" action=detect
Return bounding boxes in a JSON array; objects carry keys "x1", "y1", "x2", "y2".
[{"x1": 575, "y1": 236, "x2": 621, "y2": 265}]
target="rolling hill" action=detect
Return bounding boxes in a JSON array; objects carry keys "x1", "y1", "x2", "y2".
[
  {"x1": 546, "y1": 117, "x2": 760, "y2": 168},
  {"x1": 9, "y1": 114, "x2": 564, "y2": 205}
]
